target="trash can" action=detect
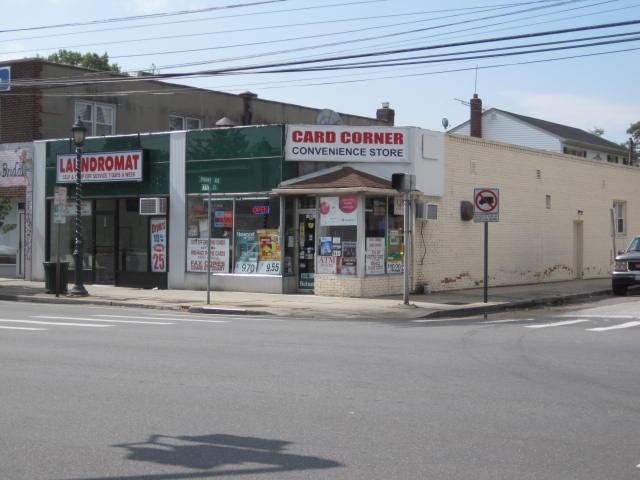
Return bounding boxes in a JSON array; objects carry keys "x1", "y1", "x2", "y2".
[{"x1": 43, "y1": 261, "x2": 69, "y2": 294}]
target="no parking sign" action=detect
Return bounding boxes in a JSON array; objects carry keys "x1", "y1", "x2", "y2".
[{"x1": 474, "y1": 188, "x2": 499, "y2": 222}]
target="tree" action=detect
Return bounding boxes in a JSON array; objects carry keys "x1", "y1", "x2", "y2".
[
  {"x1": 588, "y1": 127, "x2": 605, "y2": 137},
  {"x1": 0, "y1": 198, "x2": 16, "y2": 234},
  {"x1": 47, "y1": 49, "x2": 121, "y2": 73},
  {"x1": 627, "y1": 121, "x2": 640, "y2": 142}
]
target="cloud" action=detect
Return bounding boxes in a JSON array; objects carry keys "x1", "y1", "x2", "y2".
[{"x1": 502, "y1": 91, "x2": 639, "y2": 142}]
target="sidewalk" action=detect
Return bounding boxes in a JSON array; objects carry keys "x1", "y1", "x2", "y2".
[{"x1": 0, "y1": 277, "x2": 612, "y2": 320}]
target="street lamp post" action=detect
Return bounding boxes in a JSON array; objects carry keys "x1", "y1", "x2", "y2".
[{"x1": 69, "y1": 117, "x2": 88, "y2": 297}]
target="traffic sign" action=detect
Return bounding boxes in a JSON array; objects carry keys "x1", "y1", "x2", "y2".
[
  {"x1": 53, "y1": 186, "x2": 67, "y2": 224},
  {"x1": 0, "y1": 67, "x2": 10, "y2": 92},
  {"x1": 474, "y1": 188, "x2": 499, "y2": 222}
]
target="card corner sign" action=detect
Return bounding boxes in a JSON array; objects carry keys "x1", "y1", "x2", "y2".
[{"x1": 473, "y1": 187, "x2": 499, "y2": 222}]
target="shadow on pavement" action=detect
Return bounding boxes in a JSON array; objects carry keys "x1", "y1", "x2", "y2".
[{"x1": 61, "y1": 433, "x2": 342, "y2": 480}]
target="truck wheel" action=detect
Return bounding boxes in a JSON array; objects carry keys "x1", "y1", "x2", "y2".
[{"x1": 612, "y1": 284, "x2": 628, "y2": 296}]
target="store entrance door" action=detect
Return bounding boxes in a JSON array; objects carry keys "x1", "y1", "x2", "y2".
[
  {"x1": 95, "y1": 199, "x2": 116, "y2": 284},
  {"x1": 297, "y1": 210, "x2": 316, "y2": 291}
]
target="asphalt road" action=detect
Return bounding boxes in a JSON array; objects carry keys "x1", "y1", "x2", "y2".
[{"x1": 0, "y1": 297, "x2": 639, "y2": 480}]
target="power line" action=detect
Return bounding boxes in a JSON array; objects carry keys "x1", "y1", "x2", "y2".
[{"x1": 0, "y1": 0, "x2": 286, "y2": 34}]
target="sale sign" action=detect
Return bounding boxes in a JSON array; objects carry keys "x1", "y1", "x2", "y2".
[
  {"x1": 187, "y1": 238, "x2": 230, "y2": 273},
  {"x1": 150, "y1": 218, "x2": 167, "y2": 273},
  {"x1": 56, "y1": 150, "x2": 143, "y2": 183}
]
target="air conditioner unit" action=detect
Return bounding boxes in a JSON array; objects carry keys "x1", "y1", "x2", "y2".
[
  {"x1": 139, "y1": 197, "x2": 167, "y2": 215},
  {"x1": 415, "y1": 202, "x2": 438, "y2": 220}
]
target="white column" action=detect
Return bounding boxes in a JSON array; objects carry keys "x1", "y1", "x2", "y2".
[
  {"x1": 30, "y1": 141, "x2": 47, "y2": 281},
  {"x1": 357, "y1": 195, "x2": 366, "y2": 279},
  {"x1": 168, "y1": 131, "x2": 186, "y2": 289}
]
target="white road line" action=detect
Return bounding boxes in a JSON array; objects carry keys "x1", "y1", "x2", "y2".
[
  {"x1": 92, "y1": 315, "x2": 228, "y2": 324},
  {"x1": 525, "y1": 319, "x2": 590, "y2": 329},
  {"x1": 0, "y1": 325, "x2": 47, "y2": 331},
  {"x1": 481, "y1": 318, "x2": 534, "y2": 324},
  {"x1": 560, "y1": 314, "x2": 636, "y2": 319},
  {"x1": 0, "y1": 319, "x2": 112, "y2": 327},
  {"x1": 587, "y1": 321, "x2": 640, "y2": 332},
  {"x1": 34, "y1": 316, "x2": 173, "y2": 325}
]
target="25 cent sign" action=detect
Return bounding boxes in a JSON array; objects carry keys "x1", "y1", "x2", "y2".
[{"x1": 474, "y1": 188, "x2": 499, "y2": 222}]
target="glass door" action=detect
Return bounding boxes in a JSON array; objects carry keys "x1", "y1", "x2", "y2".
[
  {"x1": 94, "y1": 199, "x2": 116, "y2": 283},
  {"x1": 297, "y1": 212, "x2": 316, "y2": 291}
]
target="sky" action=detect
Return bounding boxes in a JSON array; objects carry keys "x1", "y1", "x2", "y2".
[{"x1": 2, "y1": 0, "x2": 639, "y2": 142}]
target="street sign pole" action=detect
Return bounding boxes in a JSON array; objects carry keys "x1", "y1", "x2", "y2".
[
  {"x1": 484, "y1": 222, "x2": 488, "y2": 303},
  {"x1": 206, "y1": 183, "x2": 212, "y2": 305},
  {"x1": 473, "y1": 188, "x2": 499, "y2": 305},
  {"x1": 53, "y1": 186, "x2": 67, "y2": 297},
  {"x1": 403, "y1": 190, "x2": 411, "y2": 305}
]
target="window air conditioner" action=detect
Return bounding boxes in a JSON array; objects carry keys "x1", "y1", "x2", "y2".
[
  {"x1": 139, "y1": 197, "x2": 167, "y2": 215},
  {"x1": 415, "y1": 202, "x2": 438, "y2": 220}
]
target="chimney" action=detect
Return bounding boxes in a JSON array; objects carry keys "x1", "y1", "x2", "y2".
[
  {"x1": 470, "y1": 93, "x2": 482, "y2": 138},
  {"x1": 239, "y1": 91, "x2": 258, "y2": 125},
  {"x1": 376, "y1": 102, "x2": 395, "y2": 125}
]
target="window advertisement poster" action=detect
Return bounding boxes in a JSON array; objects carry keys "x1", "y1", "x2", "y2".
[
  {"x1": 317, "y1": 255, "x2": 338, "y2": 274},
  {"x1": 150, "y1": 218, "x2": 167, "y2": 273},
  {"x1": 341, "y1": 241, "x2": 357, "y2": 275},
  {"x1": 234, "y1": 231, "x2": 258, "y2": 274},
  {"x1": 187, "y1": 238, "x2": 230, "y2": 273},
  {"x1": 320, "y1": 236, "x2": 333, "y2": 256},
  {"x1": 214, "y1": 210, "x2": 233, "y2": 228},
  {"x1": 319, "y1": 196, "x2": 358, "y2": 226},
  {"x1": 386, "y1": 229, "x2": 404, "y2": 274},
  {"x1": 365, "y1": 237, "x2": 385, "y2": 275},
  {"x1": 332, "y1": 237, "x2": 342, "y2": 256},
  {"x1": 257, "y1": 229, "x2": 281, "y2": 274}
]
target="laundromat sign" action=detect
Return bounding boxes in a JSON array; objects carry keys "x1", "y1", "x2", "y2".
[
  {"x1": 56, "y1": 150, "x2": 143, "y2": 183},
  {"x1": 285, "y1": 125, "x2": 409, "y2": 163}
]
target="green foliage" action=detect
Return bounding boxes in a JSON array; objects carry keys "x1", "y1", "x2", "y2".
[
  {"x1": 627, "y1": 121, "x2": 640, "y2": 142},
  {"x1": 588, "y1": 127, "x2": 605, "y2": 137},
  {"x1": 47, "y1": 49, "x2": 121, "y2": 73},
  {"x1": 0, "y1": 197, "x2": 16, "y2": 234}
]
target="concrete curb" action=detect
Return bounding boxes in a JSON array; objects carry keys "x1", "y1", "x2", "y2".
[
  {"x1": 188, "y1": 306, "x2": 272, "y2": 316},
  {"x1": 420, "y1": 289, "x2": 612, "y2": 319},
  {"x1": 0, "y1": 294, "x2": 183, "y2": 311}
]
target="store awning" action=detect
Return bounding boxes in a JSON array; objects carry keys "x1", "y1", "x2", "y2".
[{"x1": 272, "y1": 166, "x2": 399, "y2": 196}]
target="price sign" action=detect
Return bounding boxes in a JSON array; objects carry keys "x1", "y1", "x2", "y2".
[
  {"x1": 258, "y1": 261, "x2": 281, "y2": 274},
  {"x1": 235, "y1": 261, "x2": 258, "y2": 274}
]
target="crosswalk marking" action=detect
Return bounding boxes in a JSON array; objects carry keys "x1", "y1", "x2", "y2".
[
  {"x1": 0, "y1": 325, "x2": 46, "y2": 331},
  {"x1": 525, "y1": 319, "x2": 590, "y2": 329},
  {"x1": 92, "y1": 314, "x2": 228, "y2": 324},
  {"x1": 0, "y1": 319, "x2": 112, "y2": 327},
  {"x1": 34, "y1": 315, "x2": 174, "y2": 325},
  {"x1": 587, "y1": 321, "x2": 640, "y2": 332},
  {"x1": 481, "y1": 318, "x2": 533, "y2": 324}
]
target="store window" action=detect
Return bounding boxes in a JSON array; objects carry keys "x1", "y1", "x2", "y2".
[
  {"x1": 234, "y1": 198, "x2": 280, "y2": 275},
  {"x1": 364, "y1": 196, "x2": 404, "y2": 275},
  {"x1": 169, "y1": 115, "x2": 202, "y2": 131},
  {"x1": 317, "y1": 196, "x2": 358, "y2": 275},
  {"x1": 186, "y1": 196, "x2": 282, "y2": 275},
  {"x1": 48, "y1": 199, "x2": 93, "y2": 268},
  {"x1": 0, "y1": 197, "x2": 18, "y2": 265},
  {"x1": 74, "y1": 101, "x2": 115, "y2": 136},
  {"x1": 186, "y1": 197, "x2": 233, "y2": 273}
]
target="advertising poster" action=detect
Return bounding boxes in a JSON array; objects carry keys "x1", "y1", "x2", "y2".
[
  {"x1": 319, "y1": 196, "x2": 358, "y2": 226},
  {"x1": 332, "y1": 237, "x2": 342, "y2": 256},
  {"x1": 317, "y1": 255, "x2": 338, "y2": 274},
  {"x1": 234, "y1": 231, "x2": 258, "y2": 274},
  {"x1": 150, "y1": 218, "x2": 167, "y2": 273},
  {"x1": 258, "y1": 229, "x2": 281, "y2": 274},
  {"x1": 341, "y1": 241, "x2": 357, "y2": 275},
  {"x1": 320, "y1": 237, "x2": 333, "y2": 256},
  {"x1": 386, "y1": 229, "x2": 404, "y2": 274},
  {"x1": 187, "y1": 238, "x2": 229, "y2": 273},
  {"x1": 214, "y1": 210, "x2": 233, "y2": 228},
  {"x1": 365, "y1": 237, "x2": 385, "y2": 275}
]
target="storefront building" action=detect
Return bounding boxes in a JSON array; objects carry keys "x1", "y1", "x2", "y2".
[
  {"x1": 33, "y1": 124, "x2": 444, "y2": 296},
  {"x1": 0, "y1": 143, "x2": 33, "y2": 279}
]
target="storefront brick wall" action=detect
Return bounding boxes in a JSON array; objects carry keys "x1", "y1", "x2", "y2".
[
  {"x1": 0, "y1": 62, "x2": 43, "y2": 143},
  {"x1": 314, "y1": 273, "x2": 403, "y2": 297},
  {"x1": 412, "y1": 134, "x2": 640, "y2": 291}
]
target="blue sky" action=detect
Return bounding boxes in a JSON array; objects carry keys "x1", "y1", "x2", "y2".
[{"x1": 2, "y1": 0, "x2": 639, "y2": 142}]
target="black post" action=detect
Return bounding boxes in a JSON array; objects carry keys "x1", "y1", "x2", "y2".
[
  {"x1": 484, "y1": 221, "x2": 488, "y2": 303},
  {"x1": 69, "y1": 146, "x2": 88, "y2": 296}
]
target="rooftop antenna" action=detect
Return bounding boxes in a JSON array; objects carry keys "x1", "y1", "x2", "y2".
[{"x1": 474, "y1": 65, "x2": 479, "y2": 94}]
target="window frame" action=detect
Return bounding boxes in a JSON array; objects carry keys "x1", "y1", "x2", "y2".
[
  {"x1": 613, "y1": 200, "x2": 626, "y2": 235},
  {"x1": 169, "y1": 114, "x2": 202, "y2": 131},
  {"x1": 74, "y1": 100, "x2": 116, "y2": 136}
]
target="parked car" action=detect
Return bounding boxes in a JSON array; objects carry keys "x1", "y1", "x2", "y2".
[{"x1": 611, "y1": 236, "x2": 640, "y2": 295}]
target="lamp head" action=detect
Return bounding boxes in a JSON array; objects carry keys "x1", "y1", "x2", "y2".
[{"x1": 72, "y1": 117, "x2": 87, "y2": 146}]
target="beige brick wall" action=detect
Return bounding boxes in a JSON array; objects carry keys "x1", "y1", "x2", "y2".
[
  {"x1": 315, "y1": 273, "x2": 403, "y2": 297},
  {"x1": 415, "y1": 134, "x2": 640, "y2": 291}
]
